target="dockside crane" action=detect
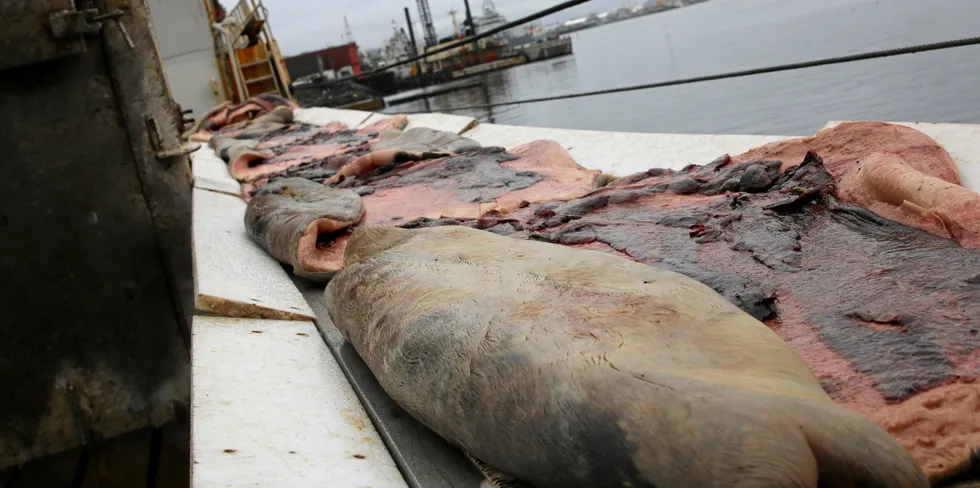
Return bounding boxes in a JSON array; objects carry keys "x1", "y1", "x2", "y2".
[{"x1": 416, "y1": 0, "x2": 438, "y2": 47}]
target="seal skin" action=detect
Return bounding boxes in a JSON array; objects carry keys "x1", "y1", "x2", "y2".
[
  {"x1": 324, "y1": 127, "x2": 483, "y2": 184},
  {"x1": 244, "y1": 178, "x2": 363, "y2": 281},
  {"x1": 325, "y1": 225, "x2": 928, "y2": 488}
]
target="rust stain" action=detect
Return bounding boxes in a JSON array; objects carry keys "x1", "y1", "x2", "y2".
[{"x1": 340, "y1": 408, "x2": 367, "y2": 431}]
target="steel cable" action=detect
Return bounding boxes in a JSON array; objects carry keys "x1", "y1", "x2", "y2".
[{"x1": 394, "y1": 35, "x2": 980, "y2": 112}]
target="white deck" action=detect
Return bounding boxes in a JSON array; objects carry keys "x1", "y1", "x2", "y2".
[
  {"x1": 294, "y1": 107, "x2": 373, "y2": 130},
  {"x1": 356, "y1": 111, "x2": 479, "y2": 135},
  {"x1": 192, "y1": 188, "x2": 314, "y2": 321},
  {"x1": 191, "y1": 146, "x2": 241, "y2": 196},
  {"x1": 191, "y1": 317, "x2": 407, "y2": 488},
  {"x1": 189, "y1": 111, "x2": 980, "y2": 487}
]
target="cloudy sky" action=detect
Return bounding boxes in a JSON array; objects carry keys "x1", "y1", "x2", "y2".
[{"x1": 256, "y1": 0, "x2": 627, "y2": 55}]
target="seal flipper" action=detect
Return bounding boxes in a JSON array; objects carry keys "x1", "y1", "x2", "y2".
[{"x1": 466, "y1": 452, "x2": 536, "y2": 488}]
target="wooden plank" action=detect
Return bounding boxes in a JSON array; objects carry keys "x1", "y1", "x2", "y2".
[
  {"x1": 80, "y1": 429, "x2": 154, "y2": 488},
  {"x1": 461, "y1": 123, "x2": 791, "y2": 176},
  {"x1": 151, "y1": 421, "x2": 190, "y2": 488},
  {"x1": 192, "y1": 188, "x2": 315, "y2": 321},
  {"x1": 293, "y1": 107, "x2": 373, "y2": 129},
  {"x1": 190, "y1": 147, "x2": 241, "y2": 197},
  {"x1": 13, "y1": 447, "x2": 82, "y2": 488},
  {"x1": 191, "y1": 317, "x2": 407, "y2": 488},
  {"x1": 823, "y1": 121, "x2": 980, "y2": 192}
]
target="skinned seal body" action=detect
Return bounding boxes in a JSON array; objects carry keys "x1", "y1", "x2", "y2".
[{"x1": 326, "y1": 226, "x2": 927, "y2": 488}]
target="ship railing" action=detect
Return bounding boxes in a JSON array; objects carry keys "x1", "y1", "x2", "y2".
[{"x1": 227, "y1": 0, "x2": 269, "y2": 39}]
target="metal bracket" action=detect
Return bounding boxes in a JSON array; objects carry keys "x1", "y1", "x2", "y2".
[
  {"x1": 156, "y1": 142, "x2": 201, "y2": 160},
  {"x1": 49, "y1": 9, "x2": 102, "y2": 39},
  {"x1": 50, "y1": 8, "x2": 134, "y2": 49},
  {"x1": 146, "y1": 116, "x2": 200, "y2": 162}
]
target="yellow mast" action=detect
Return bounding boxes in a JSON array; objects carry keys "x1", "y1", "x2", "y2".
[{"x1": 449, "y1": 8, "x2": 460, "y2": 38}]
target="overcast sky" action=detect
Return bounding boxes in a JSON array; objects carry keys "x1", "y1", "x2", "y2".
[{"x1": 257, "y1": 0, "x2": 627, "y2": 55}]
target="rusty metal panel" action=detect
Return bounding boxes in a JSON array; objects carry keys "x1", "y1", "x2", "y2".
[
  {"x1": 0, "y1": 0, "x2": 89, "y2": 71},
  {"x1": 0, "y1": 0, "x2": 192, "y2": 468}
]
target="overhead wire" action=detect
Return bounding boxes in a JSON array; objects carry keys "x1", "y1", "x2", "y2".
[{"x1": 392, "y1": 35, "x2": 980, "y2": 112}]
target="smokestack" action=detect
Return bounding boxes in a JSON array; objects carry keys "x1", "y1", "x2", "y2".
[
  {"x1": 403, "y1": 7, "x2": 419, "y2": 56},
  {"x1": 462, "y1": 0, "x2": 475, "y2": 36}
]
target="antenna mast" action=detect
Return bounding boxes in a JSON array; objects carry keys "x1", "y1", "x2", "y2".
[
  {"x1": 449, "y1": 8, "x2": 460, "y2": 37},
  {"x1": 343, "y1": 15, "x2": 356, "y2": 44}
]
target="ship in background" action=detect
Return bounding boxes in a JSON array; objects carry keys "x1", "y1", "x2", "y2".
[
  {"x1": 392, "y1": 0, "x2": 573, "y2": 88},
  {"x1": 283, "y1": 0, "x2": 574, "y2": 105}
]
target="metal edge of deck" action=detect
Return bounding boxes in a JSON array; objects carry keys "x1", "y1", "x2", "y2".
[
  {"x1": 823, "y1": 121, "x2": 980, "y2": 192},
  {"x1": 190, "y1": 316, "x2": 407, "y2": 488}
]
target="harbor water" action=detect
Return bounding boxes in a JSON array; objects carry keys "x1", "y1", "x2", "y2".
[{"x1": 384, "y1": 0, "x2": 980, "y2": 136}]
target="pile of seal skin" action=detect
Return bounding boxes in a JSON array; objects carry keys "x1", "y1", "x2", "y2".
[{"x1": 194, "y1": 100, "x2": 980, "y2": 486}]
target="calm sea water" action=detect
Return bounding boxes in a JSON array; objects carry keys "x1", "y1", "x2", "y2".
[{"x1": 385, "y1": 0, "x2": 980, "y2": 136}]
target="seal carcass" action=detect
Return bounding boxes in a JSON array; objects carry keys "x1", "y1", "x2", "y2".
[
  {"x1": 405, "y1": 150, "x2": 980, "y2": 480},
  {"x1": 326, "y1": 225, "x2": 927, "y2": 488},
  {"x1": 247, "y1": 141, "x2": 601, "y2": 276},
  {"x1": 730, "y1": 121, "x2": 980, "y2": 248},
  {"x1": 244, "y1": 178, "x2": 363, "y2": 281}
]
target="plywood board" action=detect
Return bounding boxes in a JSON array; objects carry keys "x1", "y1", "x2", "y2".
[
  {"x1": 192, "y1": 188, "x2": 314, "y2": 320},
  {"x1": 358, "y1": 112, "x2": 479, "y2": 134},
  {"x1": 823, "y1": 121, "x2": 980, "y2": 193},
  {"x1": 191, "y1": 317, "x2": 407, "y2": 488},
  {"x1": 293, "y1": 107, "x2": 373, "y2": 130},
  {"x1": 191, "y1": 146, "x2": 241, "y2": 197},
  {"x1": 462, "y1": 123, "x2": 791, "y2": 176}
]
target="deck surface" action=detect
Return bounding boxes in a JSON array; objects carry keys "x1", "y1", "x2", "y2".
[
  {"x1": 192, "y1": 188, "x2": 314, "y2": 321},
  {"x1": 191, "y1": 316, "x2": 407, "y2": 488},
  {"x1": 355, "y1": 112, "x2": 479, "y2": 135}
]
